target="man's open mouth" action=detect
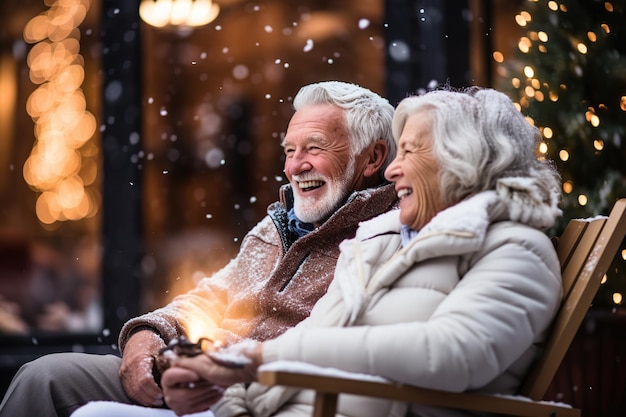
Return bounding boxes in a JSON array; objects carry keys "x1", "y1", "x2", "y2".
[{"x1": 298, "y1": 180, "x2": 325, "y2": 192}]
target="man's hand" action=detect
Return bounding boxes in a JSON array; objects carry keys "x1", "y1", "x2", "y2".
[
  {"x1": 161, "y1": 367, "x2": 225, "y2": 416},
  {"x1": 119, "y1": 329, "x2": 167, "y2": 407}
]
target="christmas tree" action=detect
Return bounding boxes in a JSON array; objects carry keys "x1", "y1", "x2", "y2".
[{"x1": 496, "y1": 0, "x2": 626, "y2": 308}]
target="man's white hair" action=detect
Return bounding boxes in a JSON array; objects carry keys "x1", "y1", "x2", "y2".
[{"x1": 293, "y1": 81, "x2": 396, "y2": 179}]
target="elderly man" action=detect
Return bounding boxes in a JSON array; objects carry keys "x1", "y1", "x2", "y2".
[{"x1": 0, "y1": 81, "x2": 397, "y2": 417}]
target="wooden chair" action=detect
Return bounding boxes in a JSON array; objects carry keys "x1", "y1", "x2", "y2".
[{"x1": 258, "y1": 198, "x2": 626, "y2": 417}]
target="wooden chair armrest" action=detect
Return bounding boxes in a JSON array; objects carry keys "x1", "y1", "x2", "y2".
[{"x1": 257, "y1": 368, "x2": 580, "y2": 417}]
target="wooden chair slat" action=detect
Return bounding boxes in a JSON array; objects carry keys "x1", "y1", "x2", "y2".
[
  {"x1": 559, "y1": 218, "x2": 605, "y2": 299},
  {"x1": 555, "y1": 219, "x2": 588, "y2": 271}
]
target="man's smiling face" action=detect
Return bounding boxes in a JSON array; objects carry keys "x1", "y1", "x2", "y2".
[{"x1": 282, "y1": 104, "x2": 356, "y2": 227}]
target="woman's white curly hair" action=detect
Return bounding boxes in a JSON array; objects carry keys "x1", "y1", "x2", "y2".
[{"x1": 393, "y1": 86, "x2": 562, "y2": 229}]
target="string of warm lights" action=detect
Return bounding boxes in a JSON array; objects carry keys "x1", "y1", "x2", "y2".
[
  {"x1": 22, "y1": 0, "x2": 99, "y2": 225},
  {"x1": 507, "y1": 1, "x2": 618, "y2": 205},
  {"x1": 497, "y1": 0, "x2": 625, "y2": 307}
]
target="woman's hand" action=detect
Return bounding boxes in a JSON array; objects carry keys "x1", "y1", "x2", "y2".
[
  {"x1": 161, "y1": 365, "x2": 225, "y2": 416},
  {"x1": 161, "y1": 340, "x2": 263, "y2": 415},
  {"x1": 174, "y1": 340, "x2": 262, "y2": 386}
]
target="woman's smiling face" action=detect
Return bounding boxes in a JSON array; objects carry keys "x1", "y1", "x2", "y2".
[{"x1": 384, "y1": 109, "x2": 443, "y2": 230}]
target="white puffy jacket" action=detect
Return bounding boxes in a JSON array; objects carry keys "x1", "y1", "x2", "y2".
[{"x1": 213, "y1": 188, "x2": 562, "y2": 417}]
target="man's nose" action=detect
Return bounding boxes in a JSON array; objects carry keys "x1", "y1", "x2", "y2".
[{"x1": 285, "y1": 150, "x2": 313, "y2": 175}]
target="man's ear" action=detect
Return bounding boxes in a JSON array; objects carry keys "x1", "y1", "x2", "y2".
[{"x1": 363, "y1": 140, "x2": 388, "y2": 178}]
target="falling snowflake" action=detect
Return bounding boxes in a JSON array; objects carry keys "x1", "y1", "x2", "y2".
[{"x1": 303, "y1": 39, "x2": 314, "y2": 52}]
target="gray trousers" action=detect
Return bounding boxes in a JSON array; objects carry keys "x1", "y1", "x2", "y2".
[{"x1": 0, "y1": 353, "x2": 133, "y2": 417}]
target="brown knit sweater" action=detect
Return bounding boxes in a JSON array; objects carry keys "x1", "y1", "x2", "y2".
[{"x1": 118, "y1": 183, "x2": 397, "y2": 351}]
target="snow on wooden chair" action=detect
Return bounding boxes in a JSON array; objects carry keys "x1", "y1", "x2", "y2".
[{"x1": 257, "y1": 198, "x2": 626, "y2": 417}]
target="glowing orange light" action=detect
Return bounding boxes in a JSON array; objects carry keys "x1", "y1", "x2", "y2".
[
  {"x1": 524, "y1": 66, "x2": 535, "y2": 78},
  {"x1": 543, "y1": 127, "x2": 553, "y2": 139},
  {"x1": 518, "y1": 37, "x2": 532, "y2": 53},
  {"x1": 531, "y1": 78, "x2": 540, "y2": 89},
  {"x1": 23, "y1": 0, "x2": 100, "y2": 224},
  {"x1": 140, "y1": 0, "x2": 220, "y2": 28},
  {"x1": 549, "y1": 91, "x2": 559, "y2": 102},
  {"x1": 563, "y1": 181, "x2": 573, "y2": 194},
  {"x1": 593, "y1": 140, "x2": 604, "y2": 151},
  {"x1": 538, "y1": 142, "x2": 548, "y2": 154},
  {"x1": 524, "y1": 86, "x2": 535, "y2": 98}
]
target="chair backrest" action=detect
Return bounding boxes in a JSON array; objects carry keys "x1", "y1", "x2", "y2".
[{"x1": 519, "y1": 198, "x2": 626, "y2": 400}]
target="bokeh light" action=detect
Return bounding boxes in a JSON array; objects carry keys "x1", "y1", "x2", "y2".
[{"x1": 23, "y1": 0, "x2": 99, "y2": 224}]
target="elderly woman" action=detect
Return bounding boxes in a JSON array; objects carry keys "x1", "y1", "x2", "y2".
[{"x1": 74, "y1": 87, "x2": 563, "y2": 417}]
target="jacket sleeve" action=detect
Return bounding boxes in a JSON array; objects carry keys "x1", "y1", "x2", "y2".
[
  {"x1": 118, "y1": 258, "x2": 236, "y2": 352},
  {"x1": 212, "y1": 384, "x2": 249, "y2": 417},
  {"x1": 211, "y1": 268, "x2": 351, "y2": 417},
  {"x1": 212, "y1": 382, "x2": 302, "y2": 417},
  {"x1": 262, "y1": 228, "x2": 561, "y2": 392},
  {"x1": 117, "y1": 216, "x2": 279, "y2": 352}
]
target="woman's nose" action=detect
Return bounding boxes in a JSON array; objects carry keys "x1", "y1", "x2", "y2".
[{"x1": 384, "y1": 158, "x2": 400, "y2": 182}]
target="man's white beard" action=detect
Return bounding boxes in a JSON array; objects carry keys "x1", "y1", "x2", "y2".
[{"x1": 293, "y1": 159, "x2": 355, "y2": 225}]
